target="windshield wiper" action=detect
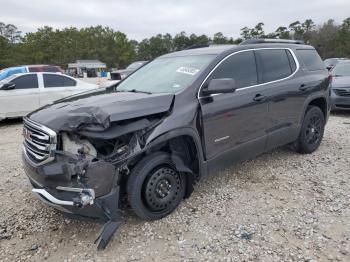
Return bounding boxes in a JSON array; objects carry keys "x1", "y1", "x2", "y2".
[{"x1": 118, "y1": 89, "x2": 152, "y2": 94}]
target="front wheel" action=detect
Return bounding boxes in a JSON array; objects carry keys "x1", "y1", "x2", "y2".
[
  {"x1": 127, "y1": 152, "x2": 186, "y2": 220},
  {"x1": 294, "y1": 105, "x2": 325, "y2": 154}
]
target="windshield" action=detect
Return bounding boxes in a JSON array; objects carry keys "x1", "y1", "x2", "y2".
[
  {"x1": 117, "y1": 55, "x2": 214, "y2": 94},
  {"x1": 332, "y1": 63, "x2": 350, "y2": 77}
]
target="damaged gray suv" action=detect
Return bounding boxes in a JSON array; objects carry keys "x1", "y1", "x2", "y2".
[{"x1": 22, "y1": 39, "x2": 330, "y2": 249}]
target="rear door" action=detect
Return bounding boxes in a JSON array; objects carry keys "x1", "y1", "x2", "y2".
[
  {"x1": 199, "y1": 50, "x2": 269, "y2": 169},
  {"x1": 40, "y1": 73, "x2": 90, "y2": 106},
  {"x1": 0, "y1": 74, "x2": 40, "y2": 118},
  {"x1": 255, "y1": 48, "x2": 305, "y2": 150}
]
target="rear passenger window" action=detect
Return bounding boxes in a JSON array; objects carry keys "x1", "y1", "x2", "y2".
[
  {"x1": 43, "y1": 74, "x2": 76, "y2": 88},
  {"x1": 296, "y1": 49, "x2": 324, "y2": 71},
  {"x1": 210, "y1": 51, "x2": 258, "y2": 88},
  {"x1": 11, "y1": 74, "x2": 38, "y2": 89},
  {"x1": 256, "y1": 49, "x2": 294, "y2": 83}
]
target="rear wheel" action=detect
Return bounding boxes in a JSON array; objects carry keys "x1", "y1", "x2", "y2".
[
  {"x1": 127, "y1": 152, "x2": 186, "y2": 220},
  {"x1": 294, "y1": 106, "x2": 325, "y2": 154}
]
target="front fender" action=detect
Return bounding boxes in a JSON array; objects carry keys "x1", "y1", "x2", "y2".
[{"x1": 143, "y1": 127, "x2": 207, "y2": 178}]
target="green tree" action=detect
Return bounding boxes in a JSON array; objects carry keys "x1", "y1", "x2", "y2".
[
  {"x1": 213, "y1": 32, "x2": 228, "y2": 44},
  {"x1": 334, "y1": 17, "x2": 350, "y2": 57},
  {"x1": 0, "y1": 22, "x2": 21, "y2": 43},
  {"x1": 275, "y1": 26, "x2": 290, "y2": 39}
]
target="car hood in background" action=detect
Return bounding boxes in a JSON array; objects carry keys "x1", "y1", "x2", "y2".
[
  {"x1": 28, "y1": 88, "x2": 174, "y2": 131},
  {"x1": 111, "y1": 69, "x2": 132, "y2": 75},
  {"x1": 332, "y1": 76, "x2": 350, "y2": 88}
]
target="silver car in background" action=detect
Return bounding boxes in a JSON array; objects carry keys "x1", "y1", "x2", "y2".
[{"x1": 330, "y1": 61, "x2": 350, "y2": 111}]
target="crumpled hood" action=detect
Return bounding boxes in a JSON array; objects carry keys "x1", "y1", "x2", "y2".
[{"x1": 28, "y1": 88, "x2": 174, "y2": 131}]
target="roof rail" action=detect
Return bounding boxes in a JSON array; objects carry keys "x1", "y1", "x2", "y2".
[
  {"x1": 240, "y1": 38, "x2": 305, "y2": 45},
  {"x1": 184, "y1": 44, "x2": 210, "y2": 50}
]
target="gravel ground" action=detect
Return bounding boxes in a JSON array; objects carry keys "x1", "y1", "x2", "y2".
[{"x1": 0, "y1": 113, "x2": 349, "y2": 262}]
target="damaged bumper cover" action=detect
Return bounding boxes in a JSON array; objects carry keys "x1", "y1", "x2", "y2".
[
  {"x1": 22, "y1": 151, "x2": 122, "y2": 250},
  {"x1": 23, "y1": 151, "x2": 119, "y2": 218}
]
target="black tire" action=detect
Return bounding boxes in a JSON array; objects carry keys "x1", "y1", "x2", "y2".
[
  {"x1": 127, "y1": 152, "x2": 186, "y2": 221},
  {"x1": 295, "y1": 105, "x2": 325, "y2": 154}
]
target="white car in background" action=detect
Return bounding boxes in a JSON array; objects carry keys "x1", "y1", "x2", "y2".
[{"x1": 0, "y1": 72, "x2": 98, "y2": 120}]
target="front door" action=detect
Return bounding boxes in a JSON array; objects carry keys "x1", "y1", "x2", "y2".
[{"x1": 199, "y1": 50, "x2": 269, "y2": 170}]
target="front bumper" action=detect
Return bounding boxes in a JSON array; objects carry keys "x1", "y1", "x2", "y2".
[
  {"x1": 330, "y1": 89, "x2": 350, "y2": 110},
  {"x1": 22, "y1": 152, "x2": 120, "y2": 220}
]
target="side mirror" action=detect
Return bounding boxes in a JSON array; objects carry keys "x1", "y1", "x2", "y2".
[
  {"x1": 202, "y1": 78, "x2": 237, "y2": 96},
  {"x1": 0, "y1": 82, "x2": 15, "y2": 90}
]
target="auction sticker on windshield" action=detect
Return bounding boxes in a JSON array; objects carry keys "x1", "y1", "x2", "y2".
[{"x1": 176, "y1": 67, "x2": 200, "y2": 75}]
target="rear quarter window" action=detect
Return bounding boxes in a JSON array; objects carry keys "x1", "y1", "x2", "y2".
[
  {"x1": 296, "y1": 49, "x2": 325, "y2": 71},
  {"x1": 43, "y1": 74, "x2": 76, "y2": 88}
]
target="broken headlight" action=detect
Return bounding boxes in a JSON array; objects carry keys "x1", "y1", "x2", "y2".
[{"x1": 61, "y1": 133, "x2": 97, "y2": 158}]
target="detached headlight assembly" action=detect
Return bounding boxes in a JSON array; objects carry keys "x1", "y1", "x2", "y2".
[{"x1": 62, "y1": 133, "x2": 97, "y2": 158}]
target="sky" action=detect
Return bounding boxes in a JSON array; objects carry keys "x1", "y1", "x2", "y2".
[{"x1": 0, "y1": 0, "x2": 349, "y2": 41}]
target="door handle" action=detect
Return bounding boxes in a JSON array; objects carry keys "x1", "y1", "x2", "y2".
[{"x1": 253, "y1": 94, "x2": 266, "y2": 102}]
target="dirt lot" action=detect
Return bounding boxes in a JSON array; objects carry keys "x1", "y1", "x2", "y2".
[{"x1": 0, "y1": 113, "x2": 349, "y2": 262}]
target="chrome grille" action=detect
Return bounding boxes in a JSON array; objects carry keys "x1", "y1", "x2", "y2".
[
  {"x1": 23, "y1": 118, "x2": 57, "y2": 166},
  {"x1": 334, "y1": 89, "x2": 350, "y2": 97}
]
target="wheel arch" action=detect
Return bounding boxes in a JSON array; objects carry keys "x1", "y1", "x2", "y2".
[
  {"x1": 141, "y1": 128, "x2": 207, "y2": 198},
  {"x1": 300, "y1": 95, "x2": 329, "y2": 125},
  {"x1": 308, "y1": 97, "x2": 327, "y2": 118}
]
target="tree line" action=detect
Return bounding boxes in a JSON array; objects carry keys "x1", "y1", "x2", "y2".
[{"x1": 0, "y1": 18, "x2": 349, "y2": 70}]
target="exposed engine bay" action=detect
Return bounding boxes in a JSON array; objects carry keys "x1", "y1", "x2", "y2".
[{"x1": 23, "y1": 102, "x2": 197, "y2": 250}]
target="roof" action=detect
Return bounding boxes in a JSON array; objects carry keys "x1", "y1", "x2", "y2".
[
  {"x1": 160, "y1": 42, "x2": 313, "y2": 58},
  {"x1": 161, "y1": 45, "x2": 237, "y2": 57}
]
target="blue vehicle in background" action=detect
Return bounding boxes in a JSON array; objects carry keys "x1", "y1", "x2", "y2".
[
  {"x1": 0, "y1": 66, "x2": 27, "y2": 80},
  {"x1": 0, "y1": 65, "x2": 63, "y2": 81}
]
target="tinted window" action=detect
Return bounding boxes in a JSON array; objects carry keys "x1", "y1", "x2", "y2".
[
  {"x1": 28, "y1": 67, "x2": 41, "y2": 72},
  {"x1": 210, "y1": 51, "x2": 258, "y2": 88},
  {"x1": 63, "y1": 77, "x2": 76, "y2": 86},
  {"x1": 28, "y1": 66, "x2": 60, "y2": 72},
  {"x1": 11, "y1": 74, "x2": 38, "y2": 89},
  {"x1": 44, "y1": 66, "x2": 61, "y2": 72},
  {"x1": 43, "y1": 74, "x2": 76, "y2": 88},
  {"x1": 297, "y1": 49, "x2": 325, "y2": 71},
  {"x1": 256, "y1": 49, "x2": 293, "y2": 83}
]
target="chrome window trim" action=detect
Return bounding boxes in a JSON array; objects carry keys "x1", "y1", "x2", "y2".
[{"x1": 197, "y1": 47, "x2": 300, "y2": 99}]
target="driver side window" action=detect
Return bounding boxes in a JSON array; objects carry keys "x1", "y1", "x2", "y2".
[
  {"x1": 11, "y1": 74, "x2": 39, "y2": 89},
  {"x1": 210, "y1": 51, "x2": 258, "y2": 89}
]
